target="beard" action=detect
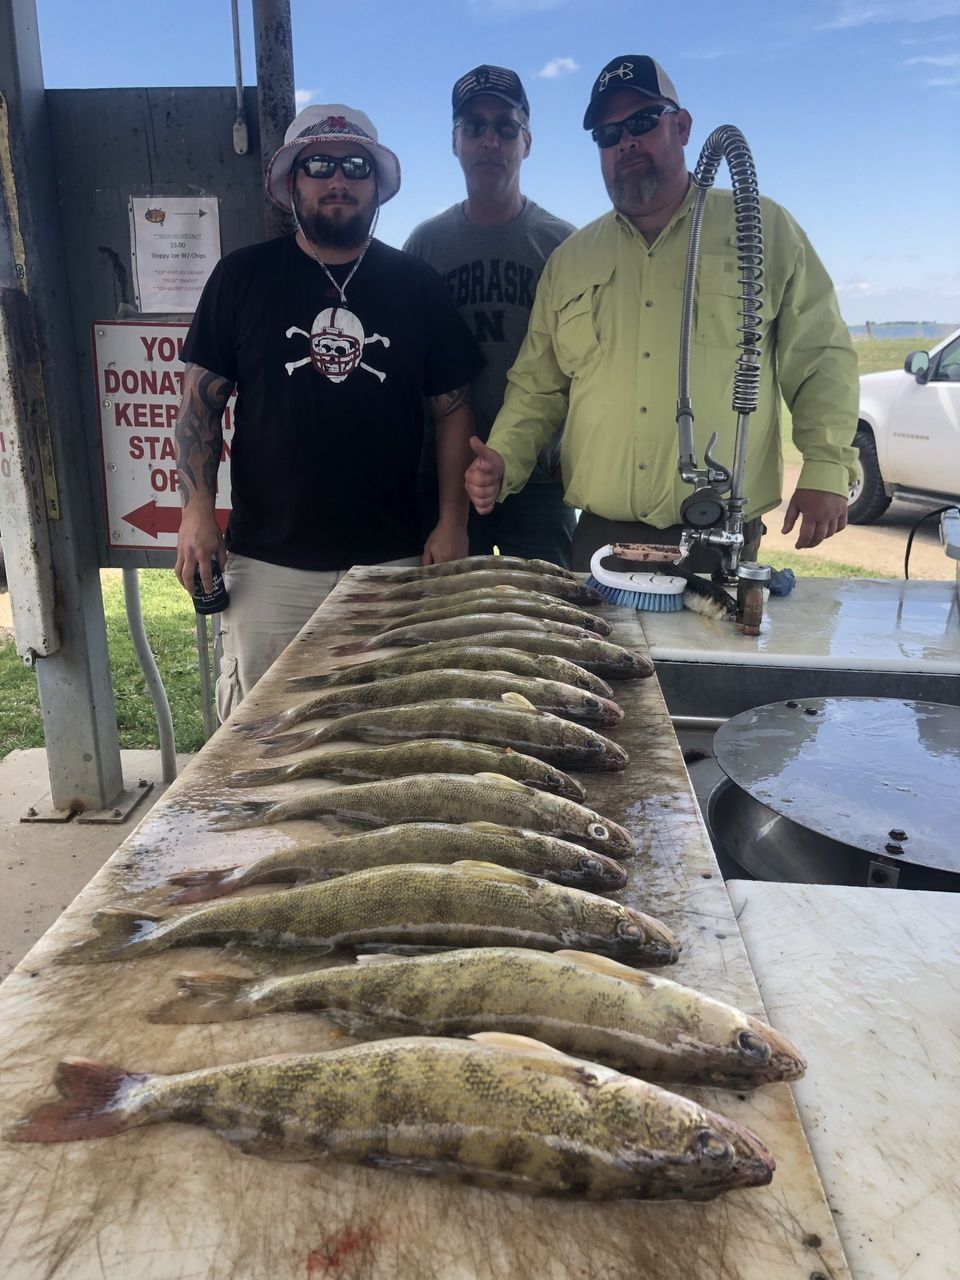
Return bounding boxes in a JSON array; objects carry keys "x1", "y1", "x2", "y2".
[
  {"x1": 293, "y1": 187, "x2": 378, "y2": 250},
  {"x1": 610, "y1": 160, "x2": 663, "y2": 211}
]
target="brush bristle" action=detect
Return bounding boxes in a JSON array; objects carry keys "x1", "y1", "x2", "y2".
[{"x1": 584, "y1": 576, "x2": 685, "y2": 612}]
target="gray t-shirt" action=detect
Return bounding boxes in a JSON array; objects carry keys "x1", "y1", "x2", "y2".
[{"x1": 404, "y1": 199, "x2": 574, "y2": 485}]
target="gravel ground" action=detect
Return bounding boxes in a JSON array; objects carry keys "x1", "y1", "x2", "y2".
[{"x1": 761, "y1": 465, "x2": 954, "y2": 580}]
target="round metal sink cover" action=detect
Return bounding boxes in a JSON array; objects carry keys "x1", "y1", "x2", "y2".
[{"x1": 713, "y1": 697, "x2": 960, "y2": 873}]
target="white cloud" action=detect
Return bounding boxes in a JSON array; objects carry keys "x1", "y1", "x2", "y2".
[
  {"x1": 537, "y1": 56, "x2": 578, "y2": 79},
  {"x1": 906, "y1": 52, "x2": 960, "y2": 65},
  {"x1": 822, "y1": 0, "x2": 960, "y2": 28},
  {"x1": 295, "y1": 88, "x2": 323, "y2": 109},
  {"x1": 836, "y1": 280, "x2": 880, "y2": 297}
]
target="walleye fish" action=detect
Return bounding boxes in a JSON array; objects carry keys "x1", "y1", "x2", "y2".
[
  {"x1": 449, "y1": 631, "x2": 654, "y2": 680},
  {"x1": 287, "y1": 644, "x2": 614, "y2": 698},
  {"x1": 249, "y1": 670, "x2": 622, "y2": 738},
  {"x1": 213, "y1": 772, "x2": 636, "y2": 857},
  {"x1": 346, "y1": 569, "x2": 603, "y2": 607},
  {"x1": 229, "y1": 739, "x2": 586, "y2": 801},
  {"x1": 330, "y1": 612, "x2": 595, "y2": 656},
  {"x1": 151, "y1": 947, "x2": 806, "y2": 1088},
  {"x1": 165, "y1": 821, "x2": 627, "y2": 904},
  {"x1": 9, "y1": 1034, "x2": 774, "y2": 1200},
  {"x1": 377, "y1": 554, "x2": 577, "y2": 582},
  {"x1": 63, "y1": 862, "x2": 680, "y2": 965},
  {"x1": 352, "y1": 587, "x2": 612, "y2": 636},
  {"x1": 260, "y1": 695, "x2": 629, "y2": 771}
]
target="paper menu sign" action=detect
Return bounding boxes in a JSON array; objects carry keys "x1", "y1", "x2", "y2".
[{"x1": 130, "y1": 197, "x2": 221, "y2": 313}]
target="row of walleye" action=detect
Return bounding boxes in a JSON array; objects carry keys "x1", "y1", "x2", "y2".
[{"x1": 11, "y1": 556, "x2": 804, "y2": 1204}]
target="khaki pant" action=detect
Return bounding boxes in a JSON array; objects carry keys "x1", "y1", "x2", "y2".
[{"x1": 215, "y1": 552, "x2": 421, "y2": 722}]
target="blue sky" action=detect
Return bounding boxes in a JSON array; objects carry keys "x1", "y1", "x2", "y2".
[{"x1": 36, "y1": 0, "x2": 960, "y2": 324}]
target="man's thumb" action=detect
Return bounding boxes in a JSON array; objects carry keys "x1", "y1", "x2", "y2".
[{"x1": 469, "y1": 435, "x2": 500, "y2": 466}]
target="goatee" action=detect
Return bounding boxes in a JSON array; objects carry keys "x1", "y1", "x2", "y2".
[
  {"x1": 612, "y1": 163, "x2": 663, "y2": 211},
  {"x1": 293, "y1": 190, "x2": 376, "y2": 250}
]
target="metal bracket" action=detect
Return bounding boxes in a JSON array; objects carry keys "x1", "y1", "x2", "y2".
[
  {"x1": 21, "y1": 778, "x2": 154, "y2": 825},
  {"x1": 867, "y1": 858, "x2": 900, "y2": 889},
  {"x1": 76, "y1": 780, "x2": 155, "y2": 824}
]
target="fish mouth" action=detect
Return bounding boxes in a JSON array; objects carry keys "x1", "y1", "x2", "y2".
[
  {"x1": 596, "y1": 698, "x2": 624, "y2": 726},
  {"x1": 741, "y1": 1016, "x2": 807, "y2": 1082}
]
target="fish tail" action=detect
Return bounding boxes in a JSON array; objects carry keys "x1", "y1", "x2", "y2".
[
  {"x1": 164, "y1": 866, "x2": 242, "y2": 905},
  {"x1": 149, "y1": 971, "x2": 253, "y2": 1024},
  {"x1": 210, "y1": 800, "x2": 275, "y2": 830},
  {"x1": 260, "y1": 728, "x2": 328, "y2": 757},
  {"x1": 9, "y1": 1058, "x2": 151, "y2": 1143},
  {"x1": 227, "y1": 764, "x2": 292, "y2": 787},
  {"x1": 330, "y1": 639, "x2": 373, "y2": 656},
  {"x1": 59, "y1": 908, "x2": 163, "y2": 962}
]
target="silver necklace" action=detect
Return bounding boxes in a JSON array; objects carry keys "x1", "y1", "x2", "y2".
[{"x1": 297, "y1": 205, "x2": 380, "y2": 306}]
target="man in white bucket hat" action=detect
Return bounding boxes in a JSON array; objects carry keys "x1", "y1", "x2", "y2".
[{"x1": 174, "y1": 105, "x2": 483, "y2": 719}]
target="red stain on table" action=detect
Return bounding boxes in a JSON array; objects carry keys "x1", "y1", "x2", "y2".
[{"x1": 306, "y1": 1224, "x2": 377, "y2": 1276}]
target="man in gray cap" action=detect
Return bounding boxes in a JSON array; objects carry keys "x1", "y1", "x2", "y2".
[
  {"x1": 405, "y1": 65, "x2": 576, "y2": 567},
  {"x1": 175, "y1": 104, "x2": 483, "y2": 718},
  {"x1": 465, "y1": 55, "x2": 858, "y2": 569}
]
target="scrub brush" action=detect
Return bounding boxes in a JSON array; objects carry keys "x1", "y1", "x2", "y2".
[
  {"x1": 587, "y1": 544, "x2": 739, "y2": 619},
  {"x1": 587, "y1": 545, "x2": 686, "y2": 612}
]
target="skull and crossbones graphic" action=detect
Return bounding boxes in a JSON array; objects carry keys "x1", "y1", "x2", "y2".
[
  {"x1": 598, "y1": 62, "x2": 634, "y2": 91},
  {"x1": 285, "y1": 307, "x2": 390, "y2": 383}
]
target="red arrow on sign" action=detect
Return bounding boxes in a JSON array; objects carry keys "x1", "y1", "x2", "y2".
[{"x1": 122, "y1": 500, "x2": 230, "y2": 539}]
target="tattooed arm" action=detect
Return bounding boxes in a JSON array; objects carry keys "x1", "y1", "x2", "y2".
[
  {"x1": 424, "y1": 384, "x2": 474, "y2": 565},
  {"x1": 174, "y1": 363, "x2": 234, "y2": 593}
]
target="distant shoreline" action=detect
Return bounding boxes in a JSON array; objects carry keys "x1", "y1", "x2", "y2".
[{"x1": 848, "y1": 322, "x2": 956, "y2": 340}]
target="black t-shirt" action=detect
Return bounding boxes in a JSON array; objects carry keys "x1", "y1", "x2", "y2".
[{"x1": 181, "y1": 235, "x2": 484, "y2": 570}]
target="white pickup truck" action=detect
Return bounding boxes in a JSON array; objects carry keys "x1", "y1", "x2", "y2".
[{"x1": 849, "y1": 327, "x2": 960, "y2": 523}]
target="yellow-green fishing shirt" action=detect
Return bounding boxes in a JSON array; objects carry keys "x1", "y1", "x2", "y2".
[{"x1": 488, "y1": 184, "x2": 858, "y2": 526}]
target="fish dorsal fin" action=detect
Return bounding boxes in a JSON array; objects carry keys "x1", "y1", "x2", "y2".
[
  {"x1": 473, "y1": 772, "x2": 528, "y2": 791},
  {"x1": 469, "y1": 1032, "x2": 573, "y2": 1061},
  {"x1": 355, "y1": 953, "x2": 409, "y2": 967},
  {"x1": 462, "y1": 820, "x2": 511, "y2": 834},
  {"x1": 452, "y1": 861, "x2": 540, "y2": 886},
  {"x1": 554, "y1": 949, "x2": 657, "y2": 988},
  {"x1": 501, "y1": 692, "x2": 538, "y2": 711}
]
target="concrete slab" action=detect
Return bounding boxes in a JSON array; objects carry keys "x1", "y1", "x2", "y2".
[{"x1": 0, "y1": 748, "x2": 192, "y2": 979}]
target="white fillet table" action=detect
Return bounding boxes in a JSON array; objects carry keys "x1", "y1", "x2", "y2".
[{"x1": 728, "y1": 880, "x2": 960, "y2": 1280}]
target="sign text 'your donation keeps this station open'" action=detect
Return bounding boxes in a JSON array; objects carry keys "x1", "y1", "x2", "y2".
[{"x1": 93, "y1": 323, "x2": 235, "y2": 552}]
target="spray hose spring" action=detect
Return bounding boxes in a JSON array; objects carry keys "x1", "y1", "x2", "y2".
[{"x1": 693, "y1": 126, "x2": 764, "y2": 415}]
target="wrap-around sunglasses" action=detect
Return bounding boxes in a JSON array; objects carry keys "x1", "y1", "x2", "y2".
[
  {"x1": 591, "y1": 104, "x2": 678, "y2": 149},
  {"x1": 294, "y1": 153, "x2": 373, "y2": 180}
]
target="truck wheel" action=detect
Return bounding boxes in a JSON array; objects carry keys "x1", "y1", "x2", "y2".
[{"x1": 847, "y1": 428, "x2": 891, "y2": 524}]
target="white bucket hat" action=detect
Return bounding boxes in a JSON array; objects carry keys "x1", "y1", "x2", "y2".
[{"x1": 265, "y1": 104, "x2": 401, "y2": 211}]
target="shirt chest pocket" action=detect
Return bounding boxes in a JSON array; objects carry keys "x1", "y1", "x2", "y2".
[
  {"x1": 553, "y1": 277, "x2": 610, "y2": 377},
  {"x1": 694, "y1": 251, "x2": 743, "y2": 348}
]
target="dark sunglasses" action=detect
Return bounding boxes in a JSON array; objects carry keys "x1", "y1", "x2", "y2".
[
  {"x1": 294, "y1": 153, "x2": 373, "y2": 180},
  {"x1": 456, "y1": 117, "x2": 526, "y2": 141},
  {"x1": 591, "y1": 104, "x2": 678, "y2": 149}
]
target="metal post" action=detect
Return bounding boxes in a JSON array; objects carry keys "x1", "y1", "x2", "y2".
[
  {"x1": 251, "y1": 0, "x2": 295, "y2": 241},
  {"x1": 0, "y1": 0, "x2": 124, "y2": 813},
  {"x1": 123, "y1": 569, "x2": 178, "y2": 783}
]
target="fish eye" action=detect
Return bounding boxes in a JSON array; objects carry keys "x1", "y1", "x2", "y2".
[
  {"x1": 737, "y1": 1030, "x2": 771, "y2": 1062},
  {"x1": 585, "y1": 697, "x2": 601, "y2": 712},
  {"x1": 580, "y1": 855, "x2": 603, "y2": 876},
  {"x1": 691, "y1": 1129, "x2": 733, "y2": 1163},
  {"x1": 587, "y1": 822, "x2": 609, "y2": 841},
  {"x1": 545, "y1": 772, "x2": 564, "y2": 790},
  {"x1": 616, "y1": 919, "x2": 642, "y2": 940}
]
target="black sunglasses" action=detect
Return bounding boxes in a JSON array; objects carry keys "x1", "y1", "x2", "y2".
[
  {"x1": 456, "y1": 117, "x2": 526, "y2": 141},
  {"x1": 591, "y1": 104, "x2": 678, "y2": 150},
  {"x1": 294, "y1": 153, "x2": 373, "y2": 180}
]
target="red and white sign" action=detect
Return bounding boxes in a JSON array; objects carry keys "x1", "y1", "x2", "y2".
[{"x1": 92, "y1": 322, "x2": 234, "y2": 551}]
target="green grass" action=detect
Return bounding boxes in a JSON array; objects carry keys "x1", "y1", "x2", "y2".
[{"x1": 0, "y1": 571, "x2": 206, "y2": 761}]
